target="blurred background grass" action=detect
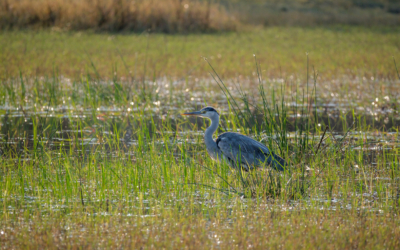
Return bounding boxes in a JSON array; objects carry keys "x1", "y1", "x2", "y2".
[
  {"x1": 1, "y1": 26, "x2": 399, "y2": 79},
  {"x1": 1, "y1": 0, "x2": 399, "y2": 33},
  {"x1": 1, "y1": 0, "x2": 399, "y2": 80},
  {"x1": 224, "y1": 0, "x2": 400, "y2": 26},
  {"x1": 0, "y1": 0, "x2": 237, "y2": 32}
]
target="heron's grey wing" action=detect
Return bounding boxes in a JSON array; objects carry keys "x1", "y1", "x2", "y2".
[{"x1": 216, "y1": 132, "x2": 286, "y2": 171}]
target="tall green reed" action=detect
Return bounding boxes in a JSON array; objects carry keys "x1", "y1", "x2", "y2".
[{"x1": 1, "y1": 62, "x2": 399, "y2": 219}]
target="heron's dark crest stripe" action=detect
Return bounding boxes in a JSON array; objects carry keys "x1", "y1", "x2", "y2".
[{"x1": 203, "y1": 107, "x2": 219, "y2": 115}]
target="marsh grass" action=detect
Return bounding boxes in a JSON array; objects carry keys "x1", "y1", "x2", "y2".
[{"x1": 1, "y1": 53, "x2": 400, "y2": 247}]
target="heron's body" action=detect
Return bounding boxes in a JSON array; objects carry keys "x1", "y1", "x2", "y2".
[{"x1": 183, "y1": 107, "x2": 287, "y2": 172}]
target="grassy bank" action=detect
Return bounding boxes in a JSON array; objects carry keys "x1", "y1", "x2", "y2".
[
  {"x1": 1, "y1": 26, "x2": 399, "y2": 79},
  {"x1": 0, "y1": 0, "x2": 236, "y2": 32},
  {"x1": 1, "y1": 0, "x2": 399, "y2": 32},
  {"x1": 3, "y1": 208, "x2": 400, "y2": 248}
]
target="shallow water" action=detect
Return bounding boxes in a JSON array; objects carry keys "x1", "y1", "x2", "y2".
[{"x1": 1, "y1": 77, "x2": 400, "y2": 216}]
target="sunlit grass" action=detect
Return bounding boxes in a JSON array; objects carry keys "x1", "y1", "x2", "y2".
[
  {"x1": 0, "y1": 26, "x2": 399, "y2": 79},
  {"x1": 1, "y1": 67, "x2": 400, "y2": 247}
]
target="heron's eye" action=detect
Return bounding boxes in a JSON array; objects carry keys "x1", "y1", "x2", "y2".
[{"x1": 201, "y1": 110, "x2": 206, "y2": 114}]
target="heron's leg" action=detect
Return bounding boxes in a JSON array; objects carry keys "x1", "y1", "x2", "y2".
[{"x1": 228, "y1": 158, "x2": 248, "y2": 184}]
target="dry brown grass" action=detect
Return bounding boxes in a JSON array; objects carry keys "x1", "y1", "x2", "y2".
[{"x1": 0, "y1": 0, "x2": 237, "y2": 32}]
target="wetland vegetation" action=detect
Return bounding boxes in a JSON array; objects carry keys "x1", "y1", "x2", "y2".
[{"x1": 1, "y1": 2, "x2": 400, "y2": 248}]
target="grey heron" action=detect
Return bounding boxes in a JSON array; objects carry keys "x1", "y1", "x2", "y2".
[{"x1": 182, "y1": 107, "x2": 287, "y2": 172}]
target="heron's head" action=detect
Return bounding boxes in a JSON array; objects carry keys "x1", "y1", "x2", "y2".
[{"x1": 182, "y1": 106, "x2": 219, "y2": 119}]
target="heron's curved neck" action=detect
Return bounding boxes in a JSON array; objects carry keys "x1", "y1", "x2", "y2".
[{"x1": 205, "y1": 115, "x2": 219, "y2": 146}]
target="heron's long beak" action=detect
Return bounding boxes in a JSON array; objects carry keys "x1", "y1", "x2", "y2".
[{"x1": 181, "y1": 111, "x2": 202, "y2": 116}]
